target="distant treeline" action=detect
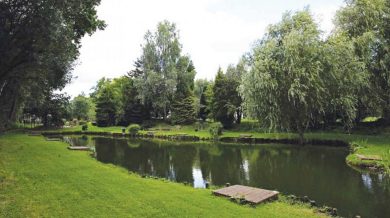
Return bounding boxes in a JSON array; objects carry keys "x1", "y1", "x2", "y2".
[{"x1": 1, "y1": 0, "x2": 390, "y2": 143}]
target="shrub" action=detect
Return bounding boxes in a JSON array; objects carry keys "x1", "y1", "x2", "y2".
[
  {"x1": 141, "y1": 120, "x2": 154, "y2": 130},
  {"x1": 128, "y1": 124, "x2": 141, "y2": 136},
  {"x1": 79, "y1": 121, "x2": 87, "y2": 125},
  {"x1": 209, "y1": 122, "x2": 223, "y2": 140},
  {"x1": 82, "y1": 124, "x2": 88, "y2": 131}
]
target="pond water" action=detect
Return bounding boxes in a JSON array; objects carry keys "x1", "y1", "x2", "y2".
[{"x1": 66, "y1": 136, "x2": 390, "y2": 218}]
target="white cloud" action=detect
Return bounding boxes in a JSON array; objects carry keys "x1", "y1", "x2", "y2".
[{"x1": 63, "y1": 0, "x2": 343, "y2": 97}]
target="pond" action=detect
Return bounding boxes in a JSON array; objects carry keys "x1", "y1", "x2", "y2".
[{"x1": 66, "y1": 135, "x2": 390, "y2": 218}]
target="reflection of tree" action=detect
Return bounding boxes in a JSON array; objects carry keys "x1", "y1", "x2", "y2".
[
  {"x1": 113, "y1": 139, "x2": 127, "y2": 166},
  {"x1": 65, "y1": 135, "x2": 90, "y2": 147},
  {"x1": 94, "y1": 137, "x2": 116, "y2": 164},
  {"x1": 89, "y1": 136, "x2": 390, "y2": 218},
  {"x1": 207, "y1": 146, "x2": 246, "y2": 186},
  {"x1": 169, "y1": 146, "x2": 197, "y2": 183},
  {"x1": 199, "y1": 148, "x2": 211, "y2": 182}
]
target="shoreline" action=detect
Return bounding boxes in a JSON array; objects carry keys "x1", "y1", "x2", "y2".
[{"x1": 39, "y1": 129, "x2": 388, "y2": 174}]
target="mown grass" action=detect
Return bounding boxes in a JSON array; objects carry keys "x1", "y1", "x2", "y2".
[
  {"x1": 0, "y1": 133, "x2": 324, "y2": 217},
  {"x1": 48, "y1": 122, "x2": 390, "y2": 173}
]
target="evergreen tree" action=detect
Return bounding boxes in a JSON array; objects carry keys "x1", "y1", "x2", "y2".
[
  {"x1": 95, "y1": 87, "x2": 117, "y2": 127},
  {"x1": 170, "y1": 57, "x2": 196, "y2": 124},
  {"x1": 198, "y1": 90, "x2": 208, "y2": 121},
  {"x1": 211, "y1": 68, "x2": 235, "y2": 128},
  {"x1": 124, "y1": 100, "x2": 148, "y2": 124}
]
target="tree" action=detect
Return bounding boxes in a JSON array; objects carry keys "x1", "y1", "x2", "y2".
[
  {"x1": 225, "y1": 64, "x2": 244, "y2": 124},
  {"x1": 198, "y1": 90, "x2": 209, "y2": 121},
  {"x1": 194, "y1": 79, "x2": 211, "y2": 121},
  {"x1": 133, "y1": 21, "x2": 197, "y2": 121},
  {"x1": 134, "y1": 21, "x2": 181, "y2": 119},
  {"x1": 71, "y1": 94, "x2": 92, "y2": 120},
  {"x1": 240, "y1": 10, "x2": 326, "y2": 143},
  {"x1": 121, "y1": 77, "x2": 148, "y2": 125},
  {"x1": 212, "y1": 68, "x2": 235, "y2": 128},
  {"x1": 95, "y1": 87, "x2": 117, "y2": 127},
  {"x1": 335, "y1": 0, "x2": 390, "y2": 120},
  {"x1": 321, "y1": 32, "x2": 369, "y2": 129},
  {"x1": 24, "y1": 91, "x2": 70, "y2": 127},
  {"x1": 0, "y1": 0, "x2": 105, "y2": 130},
  {"x1": 170, "y1": 56, "x2": 196, "y2": 124}
]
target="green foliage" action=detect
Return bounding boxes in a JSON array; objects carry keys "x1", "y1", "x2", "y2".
[
  {"x1": 133, "y1": 21, "x2": 197, "y2": 121},
  {"x1": 24, "y1": 92, "x2": 70, "y2": 127},
  {"x1": 198, "y1": 90, "x2": 209, "y2": 121},
  {"x1": 82, "y1": 124, "x2": 88, "y2": 131},
  {"x1": 211, "y1": 68, "x2": 241, "y2": 128},
  {"x1": 95, "y1": 87, "x2": 117, "y2": 127},
  {"x1": 335, "y1": 0, "x2": 390, "y2": 119},
  {"x1": 171, "y1": 56, "x2": 197, "y2": 124},
  {"x1": 321, "y1": 33, "x2": 369, "y2": 128},
  {"x1": 209, "y1": 122, "x2": 223, "y2": 140},
  {"x1": 141, "y1": 120, "x2": 155, "y2": 130},
  {"x1": 171, "y1": 96, "x2": 196, "y2": 124},
  {"x1": 127, "y1": 124, "x2": 141, "y2": 136},
  {"x1": 241, "y1": 10, "x2": 329, "y2": 142},
  {"x1": 0, "y1": 0, "x2": 105, "y2": 130},
  {"x1": 134, "y1": 21, "x2": 182, "y2": 119},
  {"x1": 71, "y1": 94, "x2": 94, "y2": 121}
]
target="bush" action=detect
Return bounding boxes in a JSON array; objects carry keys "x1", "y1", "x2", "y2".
[
  {"x1": 141, "y1": 120, "x2": 154, "y2": 130},
  {"x1": 81, "y1": 124, "x2": 88, "y2": 131},
  {"x1": 79, "y1": 121, "x2": 87, "y2": 125},
  {"x1": 209, "y1": 122, "x2": 223, "y2": 140},
  {"x1": 128, "y1": 124, "x2": 141, "y2": 136}
]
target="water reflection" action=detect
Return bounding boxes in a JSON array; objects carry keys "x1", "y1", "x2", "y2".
[{"x1": 65, "y1": 136, "x2": 390, "y2": 218}]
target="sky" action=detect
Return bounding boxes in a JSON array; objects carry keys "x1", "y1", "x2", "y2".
[{"x1": 63, "y1": 0, "x2": 345, "y2": 97}]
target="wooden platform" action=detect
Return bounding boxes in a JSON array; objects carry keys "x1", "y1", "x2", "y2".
[
  {"x1": 213, "y1": 185, "x2": 279, "y2": 204},
  {"x1": 45, "y1": 138, "x2": 62, "y2": 141},
  {"x1": 356, "y1": 154, "x2": 382, "y2": 161},
  {"x1": 67, "y1": 146, "x2": 90, "y2": 151}
]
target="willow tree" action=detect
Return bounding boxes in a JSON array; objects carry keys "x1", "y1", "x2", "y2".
[
  {"x1": 335, "y1": 0, "x2": 390, "y2": 120},
  {"x1": 240, "y1": 10, "x2": 325, "y2": 143},
  {"x1": 321, "y1": 33, "x2": 369, "y2": 129}
]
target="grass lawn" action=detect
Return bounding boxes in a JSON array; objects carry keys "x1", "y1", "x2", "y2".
[
  {"x1": 45, "y1": 122, "x2": 390, "y2": 173},
  {"x1": 0, "y1": 133, "x2": 324, "y2": 217}
]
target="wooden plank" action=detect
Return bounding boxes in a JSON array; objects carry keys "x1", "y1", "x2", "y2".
[
  {"x1": 67, "y1": 146, "x2": 90, "y2": 151},
  {"x1": 213, "y1": 185, "x2": 279, "y2": 204},
  {"x1": 356, "y1": 154, "x2": 382, "y2": 161},
  {"x1": 45, "y1": 138, "x2": 62, "y2": 141}
]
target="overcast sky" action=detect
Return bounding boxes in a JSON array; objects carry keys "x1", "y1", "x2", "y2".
[{"x1": 63, "y1": 0, "x2": 345, "y2": 97}]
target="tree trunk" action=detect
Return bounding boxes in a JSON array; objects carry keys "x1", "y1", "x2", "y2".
[
  {"x1": 298, "y1": 131, "x2": 305, "y2": 145},
  {"x1": 236, "y1": 108, "x2": 242, "y2": 124}
]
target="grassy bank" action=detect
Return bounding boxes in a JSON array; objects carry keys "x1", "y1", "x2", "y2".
[
  {"x1": 0, "y1": 133, "x2": 323, "y2": 217},
  {"x1": 41, "y1": 122, "x2": 390, "y2": 173}
]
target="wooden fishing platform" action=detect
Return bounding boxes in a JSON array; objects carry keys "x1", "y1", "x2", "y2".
[
  {"x1": 45, "y1": 138, "x2": 62, "y2": 141},
  {"x1": 67, "y1": 146, "x2": 90, "y2": 151},
  {"x1": 213, "y1": 185, "x2": 279, "y2": 204}
]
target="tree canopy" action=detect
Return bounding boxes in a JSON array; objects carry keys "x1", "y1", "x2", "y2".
[{"x1": 0, "y1": 0, "x2": 105, "y2": 130}]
